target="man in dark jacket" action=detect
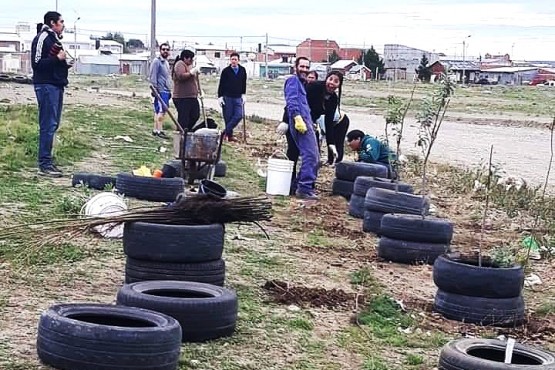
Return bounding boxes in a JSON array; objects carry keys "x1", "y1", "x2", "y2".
[
  {"x1": 217, "y1": 53, "x2": 247, "y2": 141},
  {"x1": 31, "y1": 11, "x2": 72, "y2": 177}
]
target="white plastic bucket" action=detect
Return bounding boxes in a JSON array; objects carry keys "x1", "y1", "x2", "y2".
[
  {"x1": 82, "y1": 192, "x2": 128, "y2": 238},
  {"x1": 265, "y1": 157, "x2": 294, "y2": 196}
]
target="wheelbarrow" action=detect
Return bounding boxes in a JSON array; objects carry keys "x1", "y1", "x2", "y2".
[
  {"x1": 150, "y1": 85, "x2": 224, "y2": 185},
  {"x1": 177, "y1": 128, "x2": 224, "y2": 185}
]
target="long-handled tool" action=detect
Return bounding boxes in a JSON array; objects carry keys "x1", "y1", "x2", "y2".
[
  {"x1": 149, "y1": 85, "x2": 183, "y2": 134},
  {"x1": 196, "y1": 75, "x2": 208, "y2": 128},
  {"x1": 242, "y1": 102, "x2": 247, "y2": 144}
]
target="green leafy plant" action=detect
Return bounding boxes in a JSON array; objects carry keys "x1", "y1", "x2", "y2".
[{"x1": 416, "y1": 72, "x2": 456, "y2": 202}]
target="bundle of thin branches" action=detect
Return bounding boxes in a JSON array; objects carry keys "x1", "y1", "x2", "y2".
[{"x1": 0, "y1": 195, "x2": 273, "y2": 244}]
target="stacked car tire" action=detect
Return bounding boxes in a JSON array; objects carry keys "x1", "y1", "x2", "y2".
[
  {"x1": 332, "y1": 162, "x2": 389, "y2": 200},
  {"x1": 433, "y1": 254, "x2": 525, "y2": 326},
  {"x1": 123, "y1": 222, "x2": 227, "y2": 286},
  {"x1": 349, "y1": 176, "x2": 414, "y2": 219},
  {"x1": 378, "y1": 214, "x2": 453, "y2": 265}
]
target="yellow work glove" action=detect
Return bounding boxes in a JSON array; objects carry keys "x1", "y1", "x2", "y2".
[{"x1": 293, "y1": 115, "x2": 307, "y2": 134}]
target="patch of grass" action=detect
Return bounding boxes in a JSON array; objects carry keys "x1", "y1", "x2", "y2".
[
  {"x1": 363, "y1": 355, "x2": 393, "y2": 370},
  {"x1": 357, "y1": 295, "x2": 414, "y2": 347},
  {"x1": 405, "y1": 353, "x2": 424, "y2": 365},
  {"x1": 287, "y1": 317, "x2": 314, "y2": 331},
  {"x1": 55, "y1": 193, "x2": 86, "y2": 215},
  {"x1": 536, "y1": 301, "x2": 555, "y2": 316},
  {"x1": 306, "y1": 229, "x2": 332, "y2": 247},
  {"x1": 0, "y1": 105, "x2": 94, "y2": 172},
  {"x1": 7, "y1": 242, "x2": 87, "y2": 266},
  {"x1": 350, "y1": 268, "x2": 381, "y2": 289}
]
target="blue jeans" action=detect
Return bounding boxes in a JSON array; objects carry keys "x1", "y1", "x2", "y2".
[
  {"x1": 222, "y1": 96, "x2": 243, "y2": 136},
  {"x1": 34, "y1": 84, "x2": 64, "y2": 168}
]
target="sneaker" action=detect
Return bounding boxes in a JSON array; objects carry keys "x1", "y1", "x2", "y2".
[
  {"x1": 157, "y1": 131, "x2": 169, "y2": 139},
  {"x1": 152, "y1": 130, "x2": 160, "y2": 137},
  {"x1": 295, "y1": 190, "x2": 319, "y2": 200},
  {"x1": 227, "y1": 135, "x2": 238, "y2": 142},
  {"x1": 38, "y1": 166, "x2": 63, "y2": 178},
  {"x1": 51, "y1": 164, "x2": 62, "y2": 173}
]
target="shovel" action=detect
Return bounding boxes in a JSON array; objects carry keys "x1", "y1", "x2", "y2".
[{"x1": 196, "y1": 75, "x2": 208, "y2": 128}]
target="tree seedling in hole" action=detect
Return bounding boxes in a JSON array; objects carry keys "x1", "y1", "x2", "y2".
[{"x1": 416, "y1": 72, "x2": 456, "y2": 215}]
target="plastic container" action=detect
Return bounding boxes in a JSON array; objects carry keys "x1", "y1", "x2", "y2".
[
  {"x1": 82, "y1": 192, "x2": 127, "y2": 238},
  {"x1": 265, "y1": 156, "x2": 294, "y2": 196}
]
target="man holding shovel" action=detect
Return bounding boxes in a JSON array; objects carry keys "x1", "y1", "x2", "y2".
[{"x1": 217, "y1": 53, "x2": 247, "y2": 142}]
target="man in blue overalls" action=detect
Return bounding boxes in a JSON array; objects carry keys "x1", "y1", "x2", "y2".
[{"x1": 284, "y1": 57, "x2": 319, "y2": 200}]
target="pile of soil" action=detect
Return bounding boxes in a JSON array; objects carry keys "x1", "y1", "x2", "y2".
[{"x1": 263, "y1": 280, "x2": 364, "y2": 309}]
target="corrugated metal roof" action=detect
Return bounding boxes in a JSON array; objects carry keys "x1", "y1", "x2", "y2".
[
  {"x1": 438, "y1": 60, "x2": 480, "y2": 70},
  {"x1": 349, "y1": 65, "x2": 369, "y2": 73},
  {"x1": 484, "y1": 66, "x2": 538, "y2": 73},
  {"x1": 330, "y1": 59, "x2": 357, "y2": 69}
]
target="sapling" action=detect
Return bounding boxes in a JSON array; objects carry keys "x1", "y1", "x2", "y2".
[
  {"x1": 383, "y1": 84, "x2": 416, "y2": 189},
  {"x1": 415, "y1": 73, "x2": 456, "y2": 215},
  {"x1": 478, "y1": 145, "x2": 494, "y2": 267}
]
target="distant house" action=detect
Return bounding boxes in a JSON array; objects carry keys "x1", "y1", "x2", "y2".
[
  {"x1": 384, "y1": 44, "x2": 439, "y2": 81},
  {"x1": 0, "y1": 32, "x2": 24, "y2": 52},
  {"x1": 479, "y1": 66, "x2": 538, "y2": 85},
  {"x1": 76, "y1": 55, "x2": 120, "y2": 75},
  {"x1": 260, "y1": 44, "x2": 296, "y2": 63},
  {"x1": 259, "y1": 58, "x2": 293, "y2": 79},
  {"x1": 329, "y1": 59, "x2": 358, "y2": 74},
  {"x1": 296, "y1": 38, "x2": 340, "y2": 62},
  {"x1": 119, "y1": 53, "x2": 149, "y2": 75},
  {"x1": 430, "y1": 60, "x2": 480, "y2": 83},
  {"x1": 195, "y1": 54, "x2": 217, "y2": 75},
  {"x1": 193, "y1": 44, "x2": 227, "y2": 60},
  {"x1": 347, "y1": 65, "x2": 372, "y2": 81}
]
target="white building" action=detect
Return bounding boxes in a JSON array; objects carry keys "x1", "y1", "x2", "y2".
[{"x1": 383, "y1": 44, "x2": 440, "y2": 81}]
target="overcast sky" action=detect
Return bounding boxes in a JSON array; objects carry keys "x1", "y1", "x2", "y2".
[{"x1": 2, "y1": 0, "x2": 555, "y2": 60}]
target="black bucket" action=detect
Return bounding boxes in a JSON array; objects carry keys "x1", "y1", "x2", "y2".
[{"x1": 199, "y1": 179, "x2": 227, "y2": 198}]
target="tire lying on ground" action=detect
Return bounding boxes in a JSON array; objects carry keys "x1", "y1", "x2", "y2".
[
  {"x1": 331, "y1": 178, "x2": 354, "y2": 199},
  {"x1": 380, "y1": 214, "x2": 454, "y2": 244},
  {"x1": 117, "y1": 281, "x2": 238, "y2": 342},
  {"x1": 365, "y1": 187, "x2": 429, "y2": 215},
  {"x1": 353, "y1": 176, "x2": 413, "y2": 196},
  {"x1": 348, "y1": 194, "x2": 366, "y2": 219},
  {"x1": 377, "y1": 237, "x2": 449, "y2": 264},
  {"x1": 125, "y1": 257, "x2": 226, "y2": 286},
  {"x1": 37, "y1": 303, "x2": 182, "y2": 370},
  {"x1": 124, "y1": 222, "x2": 224, "y2": 263},
  {"x1": 362, "y1": 210, "x2": 386, "y2": 234},
  {"x1": 116, "y1": 173, "x2": 184, "y2": 202},
  {"x1": 72, "y1": 172, "x2": 117, "y2": 190},
  {"x1": 433, "y1": 254, "x2": 524, "y2": 298},
  {"x1": 434, "y1": 289, "x2": 525, "y2": 327},
  {"x1": 438, "y1": 338, "x2": 555, "y2": 369},
  {"x1": 335, "y1": 161, "x2": 388, "y2": 181}
]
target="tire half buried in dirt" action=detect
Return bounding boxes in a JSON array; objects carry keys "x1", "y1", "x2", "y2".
[
  {"x1": 438, "y1": 338, "x2": 555, "y2": 369},
  {"x1": 36, "y1": 303, "x2": 182, "y2": 370},
  {"x1": 116, "y1": 281, "x2": 238, "y2": 342}
]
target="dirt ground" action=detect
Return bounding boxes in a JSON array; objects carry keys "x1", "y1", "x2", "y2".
[{"x1": 1, "y1": 78, "x2": 554, "y2": 369}]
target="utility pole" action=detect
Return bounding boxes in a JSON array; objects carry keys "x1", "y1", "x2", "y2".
[
  {"x1": 265, "y1": 33, "x2": 269, "y2": 80},
  {"x1": 462, "y1": 34, "x2": 471, "y2": 85},
  {"x1": 55, "y1": 0, "x2": 58, "y2": 11},
  {"x1": 150, "y1": 0, "x2": 156, "y2": 63}
]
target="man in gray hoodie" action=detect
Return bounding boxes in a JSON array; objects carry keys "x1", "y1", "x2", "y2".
[{"x1": 149, "y1": 43, "x2": 172, "y2": 139}]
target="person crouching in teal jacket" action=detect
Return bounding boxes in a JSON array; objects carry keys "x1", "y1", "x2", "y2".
[{"x1": 346, "y1": 130, "x2": 396, "y2": 177}]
